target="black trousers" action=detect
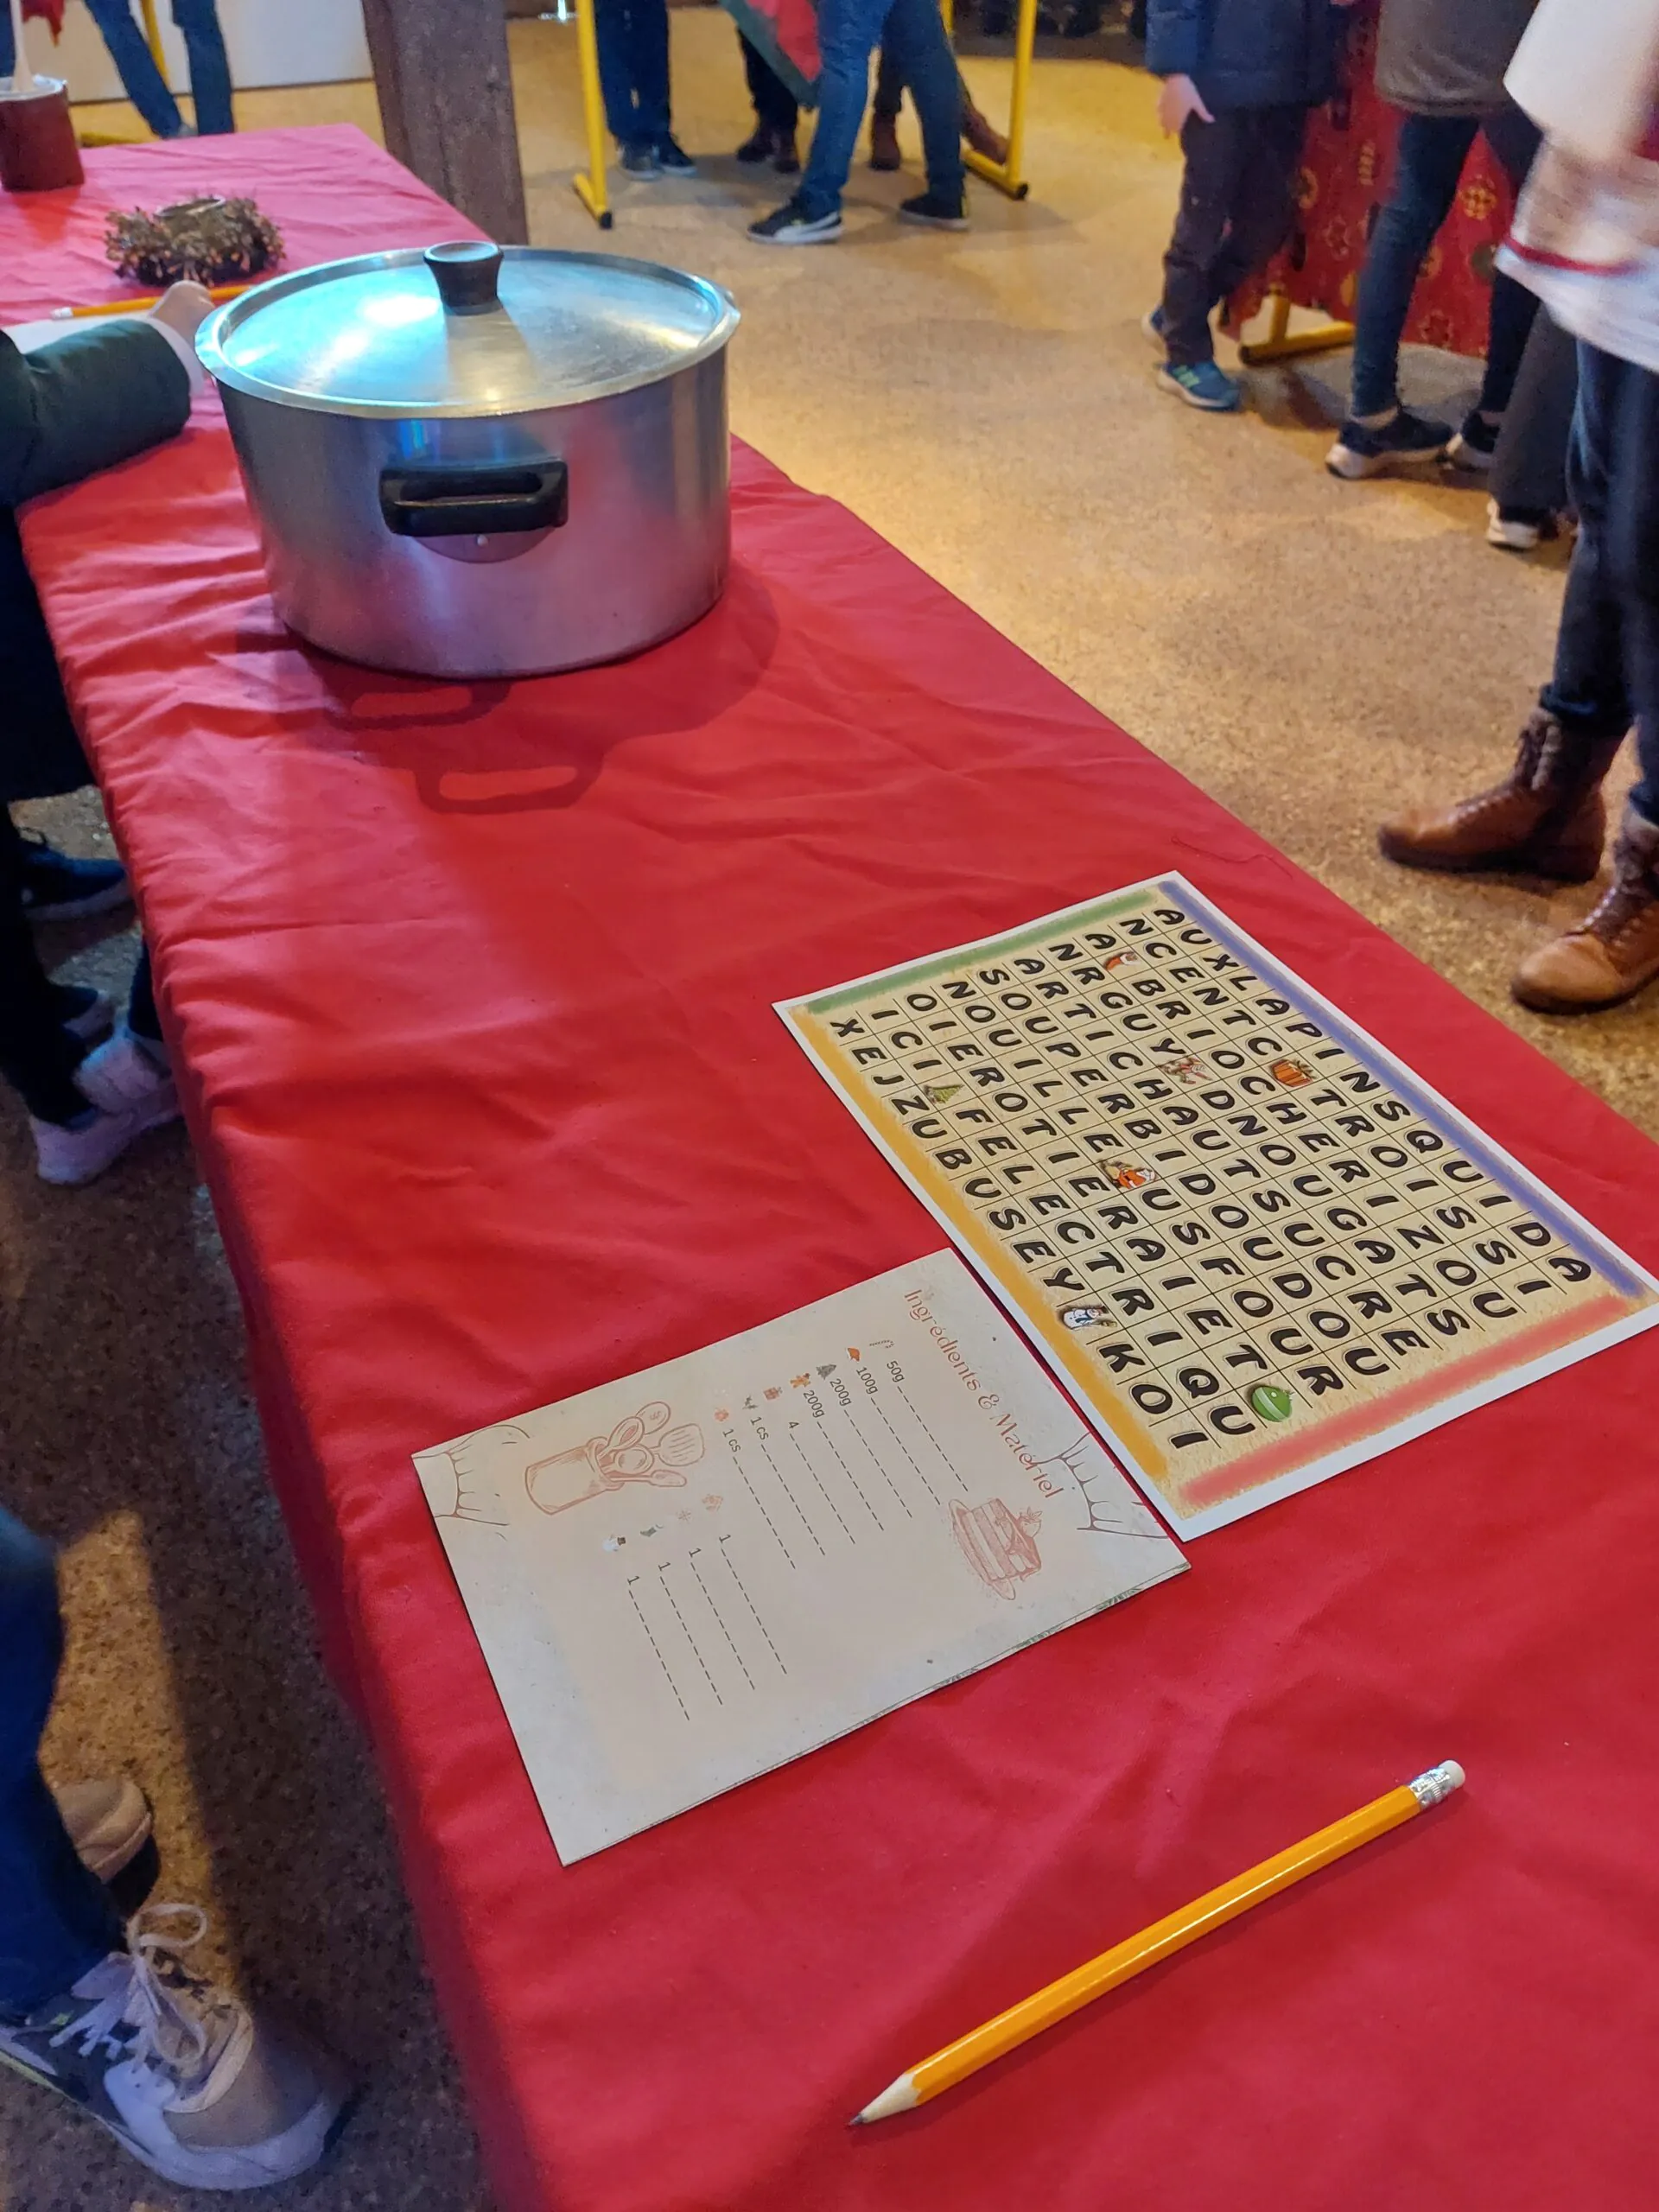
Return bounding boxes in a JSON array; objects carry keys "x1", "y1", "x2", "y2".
[
  {"x1": 0, "y1": 818, "x2": 84, "y2": 1126},
  {"x1": 1160, "y1": 105, "x2": 1308, "y2": 368},
  {"x1": 1491, "y1": 308, "x2": 1580, "y2": 518},
  {"x1": 741, "y1": 35, "x2": 798, "y2": 133}
]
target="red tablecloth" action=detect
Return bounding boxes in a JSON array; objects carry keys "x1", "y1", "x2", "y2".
[
  {"x1": 10, "y1": 128, "x2": 1659, "y2": 2212},
  {"x1": 1234, "y1": 3, "x2": 1516, "y2": 356}
]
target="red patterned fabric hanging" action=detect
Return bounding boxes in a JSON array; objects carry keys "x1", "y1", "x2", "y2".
[{"x1": 1230, "y1": 0, "x2": 1516, "y2": 359}]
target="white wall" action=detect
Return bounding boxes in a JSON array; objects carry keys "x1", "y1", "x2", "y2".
[{"x1": 22, "y1": 0, "x2": 370, "y2": 101}]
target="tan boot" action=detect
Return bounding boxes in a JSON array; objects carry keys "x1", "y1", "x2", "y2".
[
  {"x1": 961, "y1": 98, "x2": 1009, "y2": 165},
  {"x1": 869, "y1": 110, "x2": 902, "y2": 171},
  {"x1": 1377, "y1": 708, "x2": 1624, "y2": 882},
  {"x1": 1513, "y1": 808, "x2": 1659, "y2": 1014}
]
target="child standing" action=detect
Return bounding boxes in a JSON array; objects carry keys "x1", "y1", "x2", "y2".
[
  {"x1": 1146, "y1": 0, "x2": 1351, "y2": 410},
  {"x1": 1378, "y1": 3, "x2": 1659, "y2": 1014}
]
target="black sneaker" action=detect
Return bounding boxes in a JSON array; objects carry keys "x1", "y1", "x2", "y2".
[
  {"x1": 49, "y1": 980, "x2": 116, "y2": 1041},
  {"x1": 620, "y1": 141, "x2": 661, "y2": 179},
  {"x1": 748, "y1": 196, "x2": 842, "y2": 245},
  {"x1": 1446, "y1": 409, "x2": 1500, "y2": 470},
  {"x1": 899, "y1": 190, "x2": 969, "y2": 231},
  {"x1": 10, "y1": 827, "x2": 130, "y2": 923},
  {"x1": 1325, "y1": 406, "x2": 1452, "y2": 480},
  {"x1": 735, "y1": 124, "x2": 773, "y2": 163},
  {"x1": 656, "y1": 134, "x2": 697, "y2": 175}
]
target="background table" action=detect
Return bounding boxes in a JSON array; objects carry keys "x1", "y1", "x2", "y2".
[{"x1": 8, "y1": 126, "x2": 1659, "y2": 2212}]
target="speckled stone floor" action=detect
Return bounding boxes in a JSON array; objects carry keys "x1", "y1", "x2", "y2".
[{"x1": 3, "y1": 24, "x2": 1653, "y2": 2212}]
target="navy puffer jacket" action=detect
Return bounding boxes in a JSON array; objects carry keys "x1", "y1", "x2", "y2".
[{"x1": 1146, "y1": 0, "x2": 1344, "y2": 111}]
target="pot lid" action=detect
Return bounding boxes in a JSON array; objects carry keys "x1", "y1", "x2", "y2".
[{"x1": 196, "y1": 242, "x2": 739, "y2": 418}]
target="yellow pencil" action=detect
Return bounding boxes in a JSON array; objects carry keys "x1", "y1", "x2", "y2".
[
  {"x1": 49, "y1": 283, "x2": 251, "y2": 321},
  {"x1": 852, "y1": 1759, "x2": 1465, "y2": 2126}
]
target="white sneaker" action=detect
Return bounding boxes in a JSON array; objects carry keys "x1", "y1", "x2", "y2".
[
  {"x1": 30, "y1": 1103, "x2": 174, "y2": 1187},
  {"x1": 74, "y1": 1024, "x2": 177, "y2": 1119},
  {"x1": 30, "y1": 1027, "x2": 181, "y2": 1182},
  {"x1": 1484, "y1": 498, "x2": 1559, "y2": 553},
  {"x1": 0, "y1": 1904, "x2": 355, "y2": 2190},
  {"x1": 55, "y1": 1777, "x2": 153, "y2": 1885}
]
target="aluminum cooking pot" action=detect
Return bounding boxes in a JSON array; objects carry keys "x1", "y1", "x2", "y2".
[{"x1": 195, "y1": 240, "x2": 740, "y2": 679}]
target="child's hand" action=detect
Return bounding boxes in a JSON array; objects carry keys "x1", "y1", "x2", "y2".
[
  {"x1": 149, "y1": 282, "x2": 215, "y2": 346},
  {"x1": 1157, "y1": 74, "x2": 1214, "y2": 137}
]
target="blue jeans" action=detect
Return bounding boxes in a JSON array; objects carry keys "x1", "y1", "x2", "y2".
[
  {"x1": 594, "y1": 0, "x2": 671, "y2": 149},
  {"x1": 0, "y1": 1509, "x2": 123, "y2": 2017},
  {"x1": 1349, "y1": 106, "x2": 1539, "y2": 420},
  {"x1": 799, "y1": 0, "x2": 963, "y2": 219},
  {"x1": 1541, "y1": 344, "x2": 1659, "y2": 828},
  {"x1": 64, "y1": 0, "x2": 236, "y2": 140}
]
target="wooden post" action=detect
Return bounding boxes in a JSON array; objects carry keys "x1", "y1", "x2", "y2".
[{"x1": 359, "y1": 0, "x2": 529, "y2": 245}]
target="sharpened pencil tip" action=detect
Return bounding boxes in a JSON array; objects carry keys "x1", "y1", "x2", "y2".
[{"x1": 848, "y1": 2113, "x2": 865, "y2": 2127}]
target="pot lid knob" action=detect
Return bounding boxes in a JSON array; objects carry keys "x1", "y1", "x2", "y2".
[{"x1": 423, "y1": 240, "x2": 504, "y2": 316}]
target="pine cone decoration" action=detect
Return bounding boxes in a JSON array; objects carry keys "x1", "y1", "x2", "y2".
[{"x1": 105, "y1": 194, "x2": 283, "y2": 288}]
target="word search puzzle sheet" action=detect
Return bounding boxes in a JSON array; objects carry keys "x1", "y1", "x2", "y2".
[
  {"x1": 414, "y1": 1255, "x2": 1184, "y2": 1860},
  {"x1": 779, "y1": 876, "x2": 1659, "y2": 1536}
]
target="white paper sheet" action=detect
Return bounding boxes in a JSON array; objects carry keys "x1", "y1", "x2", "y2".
[{"x1": 414, "y1": 1252, "x2": 1185, "y2": 1861}]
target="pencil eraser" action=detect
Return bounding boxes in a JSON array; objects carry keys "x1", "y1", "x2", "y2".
[{"x1": 1408, "y1": 1760, "x2": 1465, "y2": 1807}]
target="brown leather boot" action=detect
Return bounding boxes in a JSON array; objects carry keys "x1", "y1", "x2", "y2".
[
  {"x1": 869, "y1": 110, "x2": 902, "y2": 171},
  {"x1": 961, "y1": 97, "x2": 1009, "y2": 165},
  {"x1": 1512, "y1": 807, "x2": 1659, "y2": 1013},
  {"x1": 1377, "y1": 708, "x2": 1625, "y2": 882}
]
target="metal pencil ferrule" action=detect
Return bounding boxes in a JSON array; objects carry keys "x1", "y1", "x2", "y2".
[{"x1": 1407, "y1": 1760, "x2": 1465, "y2": 1808}]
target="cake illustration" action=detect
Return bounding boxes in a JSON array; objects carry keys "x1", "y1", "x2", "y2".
[{"x1": 950, "y1": 1499, "x2": 1043, "y2": 1600}]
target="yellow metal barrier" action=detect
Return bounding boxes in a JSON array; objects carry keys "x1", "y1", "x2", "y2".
[
  {"x1": 570, "y1": 0, "x2": 613, "y2": 229},
  {"x1": 941, "y1": 0, "x2": 1035, "y2": 200},
  {"x1": 1236, "y1": 289, "x2": 1354, "y2": 366}
]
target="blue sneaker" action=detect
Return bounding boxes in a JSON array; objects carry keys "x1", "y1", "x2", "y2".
[
  {"x1": 1325, "y1": 405, "x2": 1452, "y2": 479},
  {"x1": 1141, "y1": 304, "x2": 1166, "y2": 351},
  {"x1": 1156, "y1": 359, "x2": 1241, "y2": 412}
]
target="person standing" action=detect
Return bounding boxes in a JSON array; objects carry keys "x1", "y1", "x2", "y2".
[
  {"x1": 5, "y1": 0, "x2": 238, "y2": 139},
  {"x1": 594, "y1": 0, "x2": 696, "y2": 179},
  {"x1": 1484, "y1": 306, "x2": 1579, "y2": 550},
  {"x1": 735, "y1": 32, "x2": 801, "y2": 171},
  {"x1": 1144, "y1": 0, "x2": 1351, "y2": 412},
  {"x1": 868, "y1": 46, "x2": 1008, "y2": 169},
  {"x1": 1378, "y1": 38, "x2": 1659, "y2": 1012},
  {"x1": 1326, "y1": 0, "x2": 1539, "y2": 479},
  {"x1": 747, "y1": 0, "x2": 967, "y2": 241}
]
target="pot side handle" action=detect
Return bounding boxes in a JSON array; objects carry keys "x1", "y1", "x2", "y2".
[{"x1": 379, "y1": 459, "x2": 569, "y2": 540}]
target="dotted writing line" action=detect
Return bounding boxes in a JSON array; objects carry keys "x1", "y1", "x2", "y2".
[
  {"x1": 658, "y1": 1566, "x2": 722, "y2": 1707},
  {"x1": 719, "y1": 1537, "x2": 787, "y2": 1673},
  {"x1": 795, "y1": 1426, "x2": 880, "y2": 1532},
  {"x1": 627, "y1": 1580, "x2": 689, "y2": 1721},
  {"x1": 688, "y1": 1549, "x2": 754, "y2": 1688}
]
